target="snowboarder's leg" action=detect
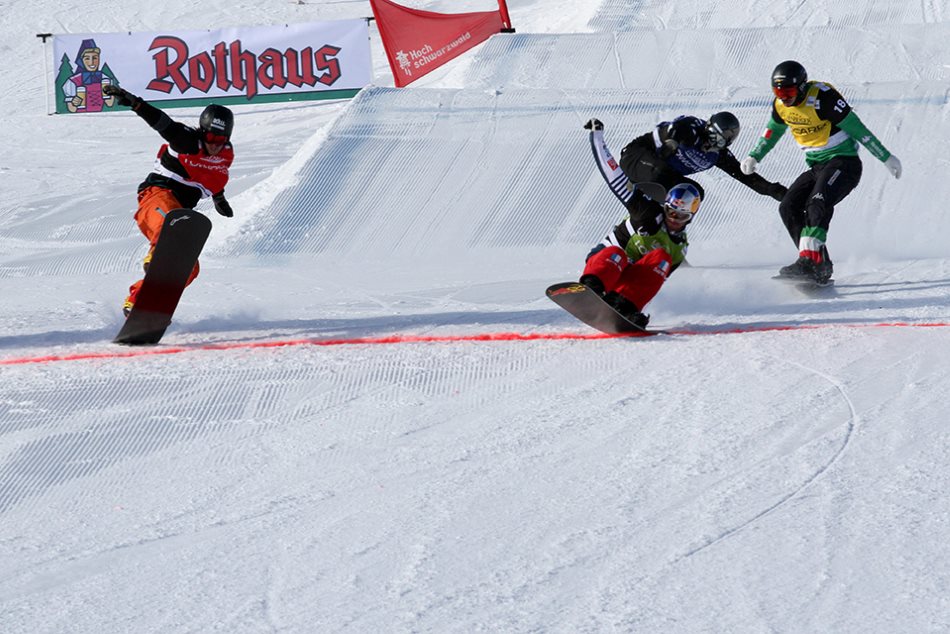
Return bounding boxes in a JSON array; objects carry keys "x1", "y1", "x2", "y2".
[
  {"x1": 801, "y1": 157, "x2": 862, "y2": 240},
  {"x1": 125, "y1": 187, "x2": 187, "y2": 314},
  {"x1": 617, "y1": 139, "x2": 702, "y2": 201},
  {"x1": 581, "y1": 245, "x2": 628, "y2": 293},
  {"x1": 797, "y1": 157, "x2": 862, "y2": 281},
  {"x1": 184, "y1": 261, "x2": 200, "y2": 287},
  {"x1": 135, "y1": 187, "x2": 182, "y2": 242},
  {"x1": 613, "y1": 248, "x2": 673, "y2": 311},
  {"x1": 619, "y1": 140, "x2": 664, "y2": 185},
  {"x1": 779, "y1": 170, "x2": 815, "y2": 247},
  {"x1": 114, "y1": 209, "x2": 213, "y2": 344},
  {"x1": 126, "y1": 251, "x2": 201, "y2": 315},
  {"x1": 776, "y1": 169, "x2": 822, "y2": 278}
]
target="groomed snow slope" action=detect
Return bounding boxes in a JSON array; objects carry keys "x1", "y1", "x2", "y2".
[{"x1": 2, "y1": 1, "x2": 950, "y2": 632}]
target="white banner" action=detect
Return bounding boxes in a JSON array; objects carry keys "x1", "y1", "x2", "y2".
[{"x1": 50, "y1": 20, "x2": 371, "y2": 114}]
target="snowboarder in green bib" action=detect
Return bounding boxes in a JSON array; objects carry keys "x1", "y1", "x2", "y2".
[{"x1": 740, "y1": 60, "x2": 901, "y2": 284}]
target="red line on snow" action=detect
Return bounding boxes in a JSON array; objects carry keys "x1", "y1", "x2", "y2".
[{"x1": 2, "y1": 322, "x2": 949, "y2": 367}]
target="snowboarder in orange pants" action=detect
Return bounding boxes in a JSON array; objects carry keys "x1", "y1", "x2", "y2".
[{"x1": 103, "y1": 83, "x2": 235, "y2": 316}]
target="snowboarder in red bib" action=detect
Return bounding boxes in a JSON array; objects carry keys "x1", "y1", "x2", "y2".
[
  {"x1": 102, "y1": 84, "x2": 235, "y2": 316},
  {"x1": 740, "y1": 60, "x2": 902, "y2": 284},
  {"x1": 580, "y1": 119, "x2": 702, "y2": 329}
]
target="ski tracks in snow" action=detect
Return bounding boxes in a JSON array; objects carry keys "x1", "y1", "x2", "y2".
[{"x1": 677, "y1": 353, "x2": 860, "y2": 561}]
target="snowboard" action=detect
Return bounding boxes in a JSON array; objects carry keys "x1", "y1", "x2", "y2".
[
  {"x1": 772, "y1": 274, "x2": 835, "y2": 294},
  {"x1": 114, "y1": 208, "x2": 212, "y2": 345},
  {"x1": 633, "y1": 181, "x2": 666, "y2": 203},
  {"x1": 546, "y1": 281, "x2": 657, "y2": 336}
]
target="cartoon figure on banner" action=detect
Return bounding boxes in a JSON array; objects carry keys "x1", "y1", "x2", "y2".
[{"x1": 58, "y1": 39, "x2": 116, "y2": 113}]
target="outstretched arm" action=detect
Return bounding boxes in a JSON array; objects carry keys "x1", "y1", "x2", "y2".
[
  {"x1": 102, "y1": 84, "x2": 198, "y2": 153},
  {"x1": 746, "y1": 117, "x2": 787, "y2": 163},
  {"x1": 741, "y1": 109, "x2": 788, "y2": 176},
  {"x1": 585, "y1": 119, "x2": 636, "y2": 206},
  {"x1": 718, "y1": 150, "x2": 787, "y2": 201},
  {"x1": 838, "y1": 111, "x2": 901, "y2": 178}
]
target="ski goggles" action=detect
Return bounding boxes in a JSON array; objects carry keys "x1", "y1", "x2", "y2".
[
  {"x1": 772, "y1": 86, "x2": 799, "y2": 104},
  {"x1": 204, "y1": 132, "x2": 229, "y2": 145},
  {"x1": 664, "y1": 204, "x2": 695, "y2": 224},
  {"x1": 704, "y1": 128, "x2": 728, "y2": 151}
]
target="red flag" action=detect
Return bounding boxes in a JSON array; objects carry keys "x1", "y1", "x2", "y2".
[{"x1": 370, "y1": 0, "x2": 505, "y2": 87}]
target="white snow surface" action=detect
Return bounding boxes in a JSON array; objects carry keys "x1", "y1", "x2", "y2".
[{"x1": 3, "y1": 1, "x2": 950, "y2": 632}]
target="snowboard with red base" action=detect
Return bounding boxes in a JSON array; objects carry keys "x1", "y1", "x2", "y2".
[
  {"x1": 114, "y1": 208, "x2": 212, "y2": 345},
  {"x1": 546, "y1": 282, "x2": 659, "y2": 336}
]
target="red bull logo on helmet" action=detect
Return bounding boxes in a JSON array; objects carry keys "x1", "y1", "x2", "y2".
[{"x1": 669, "y1": 194, "x2": 700, "y2": 214}]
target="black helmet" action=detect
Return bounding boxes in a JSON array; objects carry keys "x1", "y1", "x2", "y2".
[
  {"x1": 771, "y1": 60, "x2": 808, "y2": 106},
  {"x1": 705, "y1": 111, "x2": 740, "y2": 151},
  {"x1": 199, "y1": 104, "x2": 234, "y2": 140}
]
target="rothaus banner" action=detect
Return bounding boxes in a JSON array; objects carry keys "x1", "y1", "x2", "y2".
[
  {"x1": 369, "y1": 0, "x2": 511, "y2": 88},
  {"x1": 49, "y1": 20, "x2": 371, "y2": 114}
]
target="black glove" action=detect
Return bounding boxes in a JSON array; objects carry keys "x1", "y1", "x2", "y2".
[
  {"x1": 768, "y1": 182, "x2": 788, "y2": 202},
  {"x1": 668, "y1": 120, "x2": 701, "y2": 147},
  {"x1": 213, "y1": 192, "x2": 233, "y2": 217},
  {"x1": 103, "y1": 84, "x2": 141, "y2": 109},
  {"x1": 583, "y1": 118, "x2": 604, "y2": 131}
]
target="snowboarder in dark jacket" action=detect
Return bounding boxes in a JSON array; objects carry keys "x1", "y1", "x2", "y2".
[
  {"x1": 741, "y1": 60, "x2": 901, "y2": 284},
  {"x1": 619, "y1": 112, "x2": 787, "y2": 202},
  {"x1": 102, "y1": 84, "x2": 235, "y2": 316},
  {"x1": 579, "y1": 119, "x2": 703, "y2": 329}
]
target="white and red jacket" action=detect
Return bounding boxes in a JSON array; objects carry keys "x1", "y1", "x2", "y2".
[{"x1": 132, "y1": 101, "x2": 233, "y2": 208}]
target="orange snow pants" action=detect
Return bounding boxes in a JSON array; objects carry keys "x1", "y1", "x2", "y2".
[{"x1": 126, "y1": 186, "x2": 200, "y2": 304}]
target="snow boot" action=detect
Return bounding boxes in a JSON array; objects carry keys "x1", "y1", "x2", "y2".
[
  {"x1": 579, "y1": 274, "x2": 605, "y2": 296},
  {"x1": 778, "y1": 256, "x2": 816, "y2": 279},
  {"x1": 812, "y1": 246, "x2": 834, "y2": 284},
  {"x1": 604, "y1": 292, "x2": 650, "y2": 329},
  {"x1": 142, "y1": 246, "x2": 155, "y2": 273}
]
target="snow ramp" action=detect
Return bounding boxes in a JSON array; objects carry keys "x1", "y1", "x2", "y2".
[{"x1": 215, "y1": 22, "x2": 950, "y2": 269}]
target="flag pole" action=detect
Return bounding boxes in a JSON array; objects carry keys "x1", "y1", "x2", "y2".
[
  {"x1": 37, "y1": 33, "x2": 53, "y2": 114},
  {"x1": 497, "y1": 0, "x2": 516, "y2": 32}
]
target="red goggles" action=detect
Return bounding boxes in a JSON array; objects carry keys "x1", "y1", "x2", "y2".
[
  {"x1": 204, "y1": 132, "x2": 229, "y2": 144},
  {"x1": 773, "y1": 86, "x2": 799, "y2": 103}
]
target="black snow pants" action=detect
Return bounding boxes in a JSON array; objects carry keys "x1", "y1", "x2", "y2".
[{"x1": 778, "y1": 155, "x2": 863, "y2": 247}]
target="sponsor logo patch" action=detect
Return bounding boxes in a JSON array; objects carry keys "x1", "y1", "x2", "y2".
[{"x1": 550, "y1": 284, "x2": 587, "y2": 296}]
